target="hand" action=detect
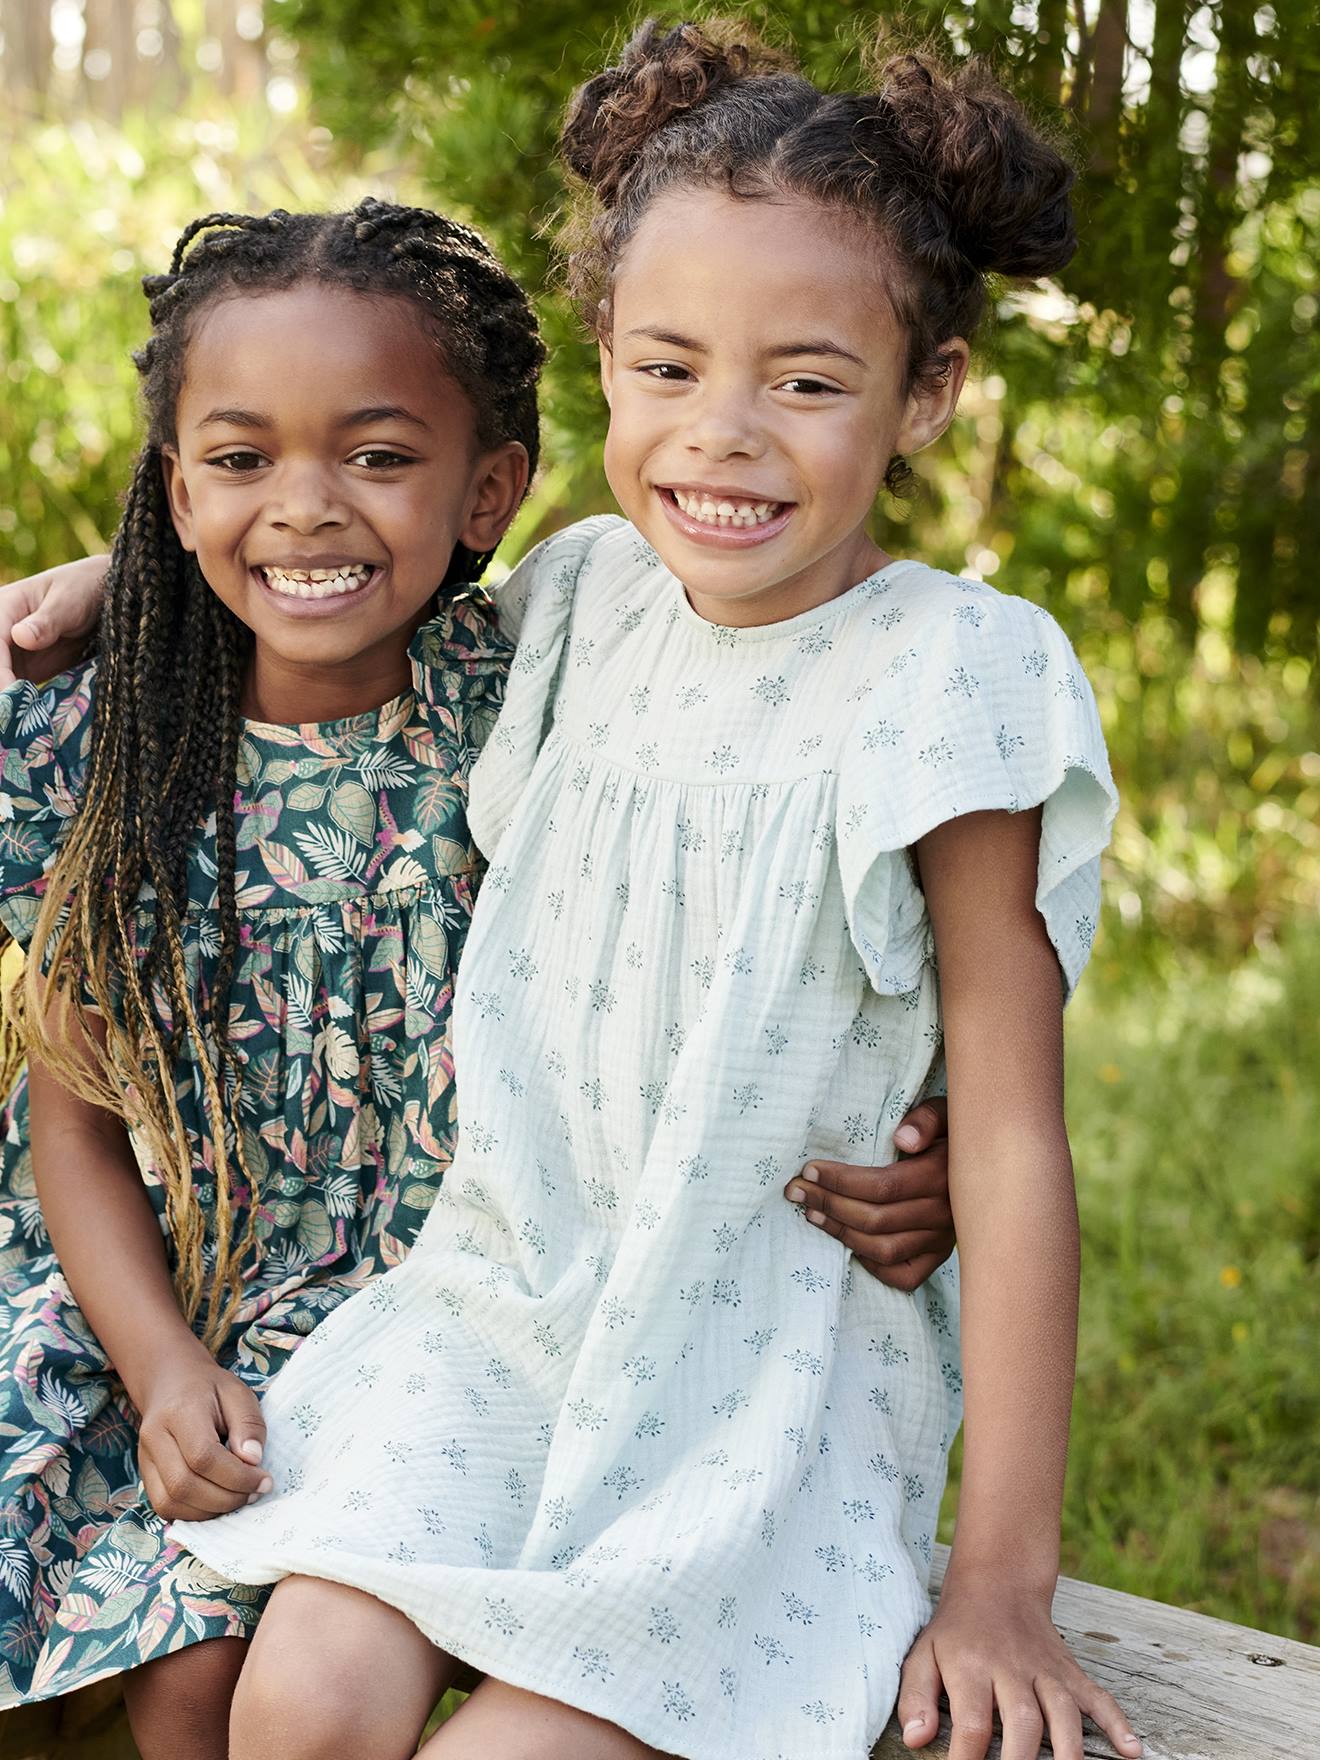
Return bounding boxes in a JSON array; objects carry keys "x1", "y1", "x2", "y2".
[
  {"x1": 783, "y1": 1097, "x2": 954, "y2": 1291},
  {"x1": 0, "y1": 555, "x2": 108, "y2": 688},
  {"x1": 136, "y1": 1344, "x2": 273, "y2": 1522},
  {"x1": 898, "y1": 1572, "x2": 1142, "y2": 1760}
]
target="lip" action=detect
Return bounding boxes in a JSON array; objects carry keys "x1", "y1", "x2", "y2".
[
  {"x1": 656, "y1": 487, "x2": 797, "y2": 550},
  {"x1": 249, "y1": 562, "x2": 386, "y2": 617}
]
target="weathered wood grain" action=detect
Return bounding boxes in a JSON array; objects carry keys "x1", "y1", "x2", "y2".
[{"x1": 871, "y1": 1546, "x2": 1320, "y2": 1759}]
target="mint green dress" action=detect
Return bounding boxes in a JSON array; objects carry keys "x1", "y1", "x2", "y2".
[{"x1": 0, "y1": 596, "x2": 508, "y2": 1705}]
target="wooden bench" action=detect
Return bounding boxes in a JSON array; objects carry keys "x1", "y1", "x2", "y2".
[
  {"x1": 3, "y1": 1545, "x2": 1318, "y2": 1759},
  {"x1": 871, "y1": 1546, "x2": 1320, "y2": 1759}
]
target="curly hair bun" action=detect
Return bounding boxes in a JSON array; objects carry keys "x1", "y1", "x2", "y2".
[
  {"x1": 561, "y1": 17, "x2": 789, "y2": 205},
  {"x1": 875, "y1": 50, "x2": 1076, "y2": 279}
]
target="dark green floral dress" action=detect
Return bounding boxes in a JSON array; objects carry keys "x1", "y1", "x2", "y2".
[{"x1": 0, "y1": 596, "x2": 509, "y2": 1705}]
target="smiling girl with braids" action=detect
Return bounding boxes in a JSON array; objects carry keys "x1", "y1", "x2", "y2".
[{"x1": 0, "y1": 197, "x2": 540, "y2": 1753}]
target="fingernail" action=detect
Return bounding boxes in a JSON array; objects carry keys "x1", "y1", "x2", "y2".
[
  {"x1": 802, "y1": 1164, "x2": 820, "y2": 1183},
  {"x1": 246, "y1": 1491, "x2": 260, "y2": 1505},
  {"x1": 238, "y1": 1439, "x2": 263, "y2": 1462},
  {"x1": 903, "y1": 1717, "x2": 926, "y2": 1736},
  {"x1": 257, "y1": 1476, "x2": 273, "y2": 1494},
  {"x1": 895, "y1": 1125, "x2": 919, "y2": 1151},
  {"x1": 806, "y1": 1209, "x2": 826, "y2": 1225},
  {"x1": 786, "y1": 1185, "x2": 807, "y2": 1205}
]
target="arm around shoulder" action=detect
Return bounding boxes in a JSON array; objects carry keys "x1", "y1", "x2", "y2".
[{"x1": 0, "y1": 554, "x2": 109, "y2": 689}]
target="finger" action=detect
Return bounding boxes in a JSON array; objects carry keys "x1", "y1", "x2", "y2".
[
  {"x1": 788, "y1": 1158, "x2": 939, "y2": 1209},
  {"x1": 803, "y1": 1153, "x2": 952, "y2": 1213},
  {"x1": 997, "y1": 1689, "x2": 1045, "y2": 1760},
  {"x1": 165, "y1": 1412, "x2": 270, "y2": 1499},
  {"x1": 795, "y1": 1182, "x2": 954, "y2": 1239},
  {"x1": 215, "y1": 1373, "x2": 268, "y2": 1468},
  {"x1": 896, "y1": 1638, "x2": 943, "y2": 1749},
  {"x1": 893, "y1": 1096, "x2": 947, "y2": 1153},
  {"x1": 944, "y1": 1675, "x2": 995, "y2": 1760},
  {"x1": 834, "y1": 1225, "x2": 954, "y2": 1266},
  {"x1": 0, "y1": 587, "x2": 36, "y2": 689},
  {"x1": 1037, "y1": 1678, "x2": 1084, "y2": 1760},
  {"x1": 1075, "y1": 1671, "x2": 1142, "y2": 1755},
  {"x1": 854, "y1": 1249, "x2": 951, "y2": 1292},
  {"x1": 140, "y1": 1442, "x2": 247, "y2": 1522}
]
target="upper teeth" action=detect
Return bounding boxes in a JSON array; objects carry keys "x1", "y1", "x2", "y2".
[
  {"x1": 261, "y1": 564, "x2": 374, "y2": 599},
  {"x1": 671, "y1": 491, "x2": 783, "y2": 528}
]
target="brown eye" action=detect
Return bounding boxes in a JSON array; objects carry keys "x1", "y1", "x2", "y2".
[{"x1": 211, "y1": 450, "x2": 268, "y2": 472}]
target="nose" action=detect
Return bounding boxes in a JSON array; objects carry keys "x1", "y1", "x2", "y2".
[
  {"x1": 266, "y1": 459, "x2": 351, "y2": 533},
  {"x1": 685, "y1": 379, "x2": 766, "y2": 463}
]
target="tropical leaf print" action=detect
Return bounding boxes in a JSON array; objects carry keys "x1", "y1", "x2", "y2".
[{"x1": 0, "y1": 595, "x2": 510, "y2": 1704}]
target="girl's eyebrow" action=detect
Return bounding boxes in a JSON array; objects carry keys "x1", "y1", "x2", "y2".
[
  {"x1": 340, "y1": 405, "x2": 430, "y2": 430},
  {"x1": 196, "y1": 404, "x2": 429, "y2": 430},
  {"x1": 197, "y1": 406, "x2": 271, "y2": 429},
  {"x1": 768, "y1": 340, "x2": 867, "y2": 368},
  {"x1": 622, "y1": 327, "x2": 865, "y2": 369}
]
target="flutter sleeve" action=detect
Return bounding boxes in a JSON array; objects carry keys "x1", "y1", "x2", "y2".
[
  {"x1": 836, "y1": 583, "x2": 1118, "y2": 1002},
  {"x1": 468, "y1": 514, "x2": 623, "y2": 859},
  {"x1": 0, "y1": 665, "x2": 94, "y2": 951}
]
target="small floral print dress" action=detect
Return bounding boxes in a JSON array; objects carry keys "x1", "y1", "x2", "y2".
[
  {"x1": 176, "y1": 517, "x2": 1118, "y2": 1760},
  {"x1": 0, "y1": 596, "x2": 508, "y2": 1706}
]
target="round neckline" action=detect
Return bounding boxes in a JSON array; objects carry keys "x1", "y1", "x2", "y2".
[
  {"x1": 666, "y1": 556, "x2": 918, "y2": 642},
  {"x1": 242, "y1": 685, "x2": 414, "y2": 744}
]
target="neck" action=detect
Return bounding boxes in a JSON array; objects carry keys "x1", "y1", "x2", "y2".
[
  {"x1": 242, "y1": 627, "x2": 421, "y2": 725},
  {"x1": 683, "y1": 531, "x2": 891, "y2": 629}
]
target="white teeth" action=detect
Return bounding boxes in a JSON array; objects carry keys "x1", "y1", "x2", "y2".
[
  {"x1": 670, "y1": 491, "x2": 784, "y2": 529},
  {"x1": 261, "y1": 564, "x2": 375, "y2": 600}
]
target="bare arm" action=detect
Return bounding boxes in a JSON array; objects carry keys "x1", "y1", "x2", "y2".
[
  {"x1": 0, "y1": 554, "x2": 109, "y2": 687},
  {"x1": 896, "y1": 808, "x2": 1140, "y2": 1760},
  {"x1": 28, "y1": 1022, "x2": 270, "y2": 1518}
]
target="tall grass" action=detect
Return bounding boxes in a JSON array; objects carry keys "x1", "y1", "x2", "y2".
[{"x1": 940, "y1": 927, "x2": 1320, "y2": 1642}]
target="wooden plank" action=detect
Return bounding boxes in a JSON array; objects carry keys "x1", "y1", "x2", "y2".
[{"x1": 872, "y1": 1546, "x2": 1320, "y2": 1759}]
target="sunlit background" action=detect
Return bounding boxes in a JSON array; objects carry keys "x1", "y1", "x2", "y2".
[{"x1": 0, "y1": 0, "x2": 1316, "y2": 1665}]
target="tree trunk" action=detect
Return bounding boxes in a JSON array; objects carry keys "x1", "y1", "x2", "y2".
[{"x1": 1086, "y1": 0, "x2": 1129, "y2": 178}]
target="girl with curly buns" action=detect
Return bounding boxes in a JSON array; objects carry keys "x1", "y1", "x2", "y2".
[{"x1": 166, "y1": 20, "x2": 1140, "y2": 1760}]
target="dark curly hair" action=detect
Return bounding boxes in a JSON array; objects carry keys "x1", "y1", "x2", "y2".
[
  {"x1": 6, "y1": 200, "x2": 545, "y2": 1346},
  {"x1": 561, "y1": 18, "x2": 1076, "y2": 493}
]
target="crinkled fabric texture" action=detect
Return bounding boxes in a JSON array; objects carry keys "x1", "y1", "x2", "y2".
[
  {"x1": 0, "y1": 596, "x2": 508, "y2": 1705},
  {"x1": 177, "y1": 518, "x2": 1117, "y2": 1760}
]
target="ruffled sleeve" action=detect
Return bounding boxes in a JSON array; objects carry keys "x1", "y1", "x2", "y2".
[
  {"x1": 836, "y1": 578, "x2": 1117, "y2": 1002},
  {"x1": 0, "y1": 664, "x2": 94, "y2": 950},
  {"x1": 468, "y1": 515, "x2": 624, "y2": 860},
  {"x1": 408, "y1": 587, "x2": 515, "y2": 763}
]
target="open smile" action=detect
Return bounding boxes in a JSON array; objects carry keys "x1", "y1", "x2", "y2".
[
  {"x1": 250, "y1": 560, "x2": 386, "y2": 615},
  {"x1": 657, "y1": 487, "x2": 796, "y2": 548}
]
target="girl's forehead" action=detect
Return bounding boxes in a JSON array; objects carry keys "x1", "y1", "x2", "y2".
[
  {"x1": 614, "y1": 188, "x2": 896, "y2": 340},
  {"x1": 178, "y1": 284, "x2": 463, "y2": 424}
]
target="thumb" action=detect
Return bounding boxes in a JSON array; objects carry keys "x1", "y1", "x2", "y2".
[
  {"x1": 896, "y1": 1636, "x2": 943, "y2": 1749},
  {"x1": 893, "y1": 1096, "x2": 947, "y2": 1154},
  {"x1": 215, "y1": 1375, "x2": 267, "y2": 1464},
  {"x1": 11, "y1": 614, "x2": 46, "y2": 650}
]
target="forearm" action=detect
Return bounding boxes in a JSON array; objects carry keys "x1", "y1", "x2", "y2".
[
  {"x1": 946, "y1": 1117, "x2": 1078, "y2": 1588},
  {"x1": 28, "y1": 1057, "x2": 206, "y2": 1408}
]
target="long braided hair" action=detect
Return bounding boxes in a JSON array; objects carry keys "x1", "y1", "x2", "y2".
[{"x1": 4, "y1": 200, "x2": 544, "y2": 1348}]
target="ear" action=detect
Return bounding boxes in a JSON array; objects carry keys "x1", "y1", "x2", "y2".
[
  {"x1": 159, "y1": 446, "x2": 198, "y2": 553},
  {"x1": 893, "y1": 338, "x2": 971, "y2": 459},
  {"x1": 458, "y1": 441, "x2": 532, "y2": 557},
  {"x1": 598, "y1": 331, "x2": 614, "y2": 406}
]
